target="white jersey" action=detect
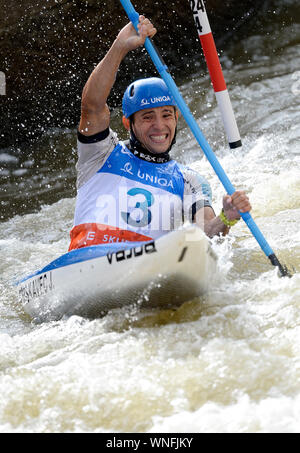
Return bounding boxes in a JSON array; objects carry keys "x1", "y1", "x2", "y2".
[{"x1": 69, "y1": 129, "x2": 212, "y2": 250}]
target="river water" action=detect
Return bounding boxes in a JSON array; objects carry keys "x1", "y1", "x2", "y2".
[{"x1": 0, "y1": 0, "x2": 299, "y2": 433}]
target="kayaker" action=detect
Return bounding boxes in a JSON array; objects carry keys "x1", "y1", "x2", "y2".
[{"x1": 69, "y1": 15, "x2": 251, "y2": 251}]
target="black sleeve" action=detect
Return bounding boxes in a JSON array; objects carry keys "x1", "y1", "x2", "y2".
[{"x1": 77, "y1": 128, "x2": 110, "y2": 144}]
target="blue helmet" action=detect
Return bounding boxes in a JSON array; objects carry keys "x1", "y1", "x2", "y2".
[{"x1": 122, "y1": 77, "x2": 177, "y2": 118}]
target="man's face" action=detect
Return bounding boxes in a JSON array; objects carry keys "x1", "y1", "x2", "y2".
[{"x1": 131, "y1": 106, "x2": 177, "y2": 154}]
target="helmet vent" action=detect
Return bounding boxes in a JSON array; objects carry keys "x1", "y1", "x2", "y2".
[{"x1": 129, "y1": 85, "x2": 135, "y2": 97}]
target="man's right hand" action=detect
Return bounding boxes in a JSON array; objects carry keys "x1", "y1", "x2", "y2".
[{"x1": 116, "y1": 15, "x2": 157, "y2": 54}]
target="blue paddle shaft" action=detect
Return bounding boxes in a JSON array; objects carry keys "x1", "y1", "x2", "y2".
[{"x1": 119, "y1": 0, "x2": 275, "y2": 259}]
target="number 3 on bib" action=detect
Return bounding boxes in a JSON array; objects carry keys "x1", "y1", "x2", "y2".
[{"x1": 121, "y1": 188, "x2": 154, "y2": 228}]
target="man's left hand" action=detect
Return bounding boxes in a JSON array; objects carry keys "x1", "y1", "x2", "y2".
[{"x1": 223, "y1": 190, "x2": 252, "y2": 221}]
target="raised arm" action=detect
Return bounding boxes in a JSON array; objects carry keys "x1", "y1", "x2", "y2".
[{"x1": 79, "y1": 16, "x2": 157, "y2": 136}]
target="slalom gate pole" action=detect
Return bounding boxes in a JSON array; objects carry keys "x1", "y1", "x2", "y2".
[
  {"x1": 189, "y1": 0, "x2": 242, "y2": 149},
  {"x1": 118, "y1": 0, "x2": 290, "y2": 277}
]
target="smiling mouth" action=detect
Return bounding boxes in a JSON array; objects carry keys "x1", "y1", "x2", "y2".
[{"x1": 149, "y1": 134, "x2": 168, "y2": 143}]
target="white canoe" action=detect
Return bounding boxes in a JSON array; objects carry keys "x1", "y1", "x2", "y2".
[{"x1": 16, "y1": 224, "x2": 218, "y2": 322}]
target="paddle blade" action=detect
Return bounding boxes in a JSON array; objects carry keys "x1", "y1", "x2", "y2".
[{"x1": 269, "y1": 253, "x2": 293, "y2": 278}]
